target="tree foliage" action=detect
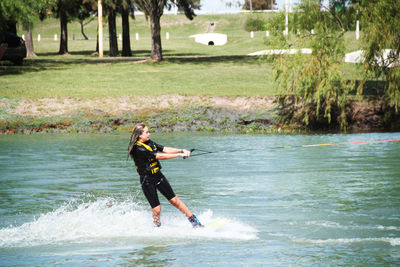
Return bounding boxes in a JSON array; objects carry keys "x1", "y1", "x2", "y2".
[
  {"x1": 273, "y1": 0, "x2": 399, "y2": 131},
  {"x1": 45, "y1": 0, "x2": 84, "y2": 54},
  {"x1": 0, "y1": 0, "x2": 49, "y2": 38},
  {"x1": 360, "y1": 0, "x2": 400, "y2": 112},
  {"x1": 0, "y1": 0, "x2": 50, "y2": 56},
  {"x1": 0, "y1": 0, "x2": 40, "y2": 31},
  {"x1": 274, "y1": 0, "x2": 355, "y2": 130},
  {"x1": 243, "y1": 0, "x2": 276, "y2": 10},
  {"x1": 244, "y1": 16, "x2": 267, "y2": 32}
]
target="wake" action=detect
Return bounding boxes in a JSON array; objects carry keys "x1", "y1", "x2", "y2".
[{"x1": 0, "y1": 198, "x2": 258, "y2": 248}]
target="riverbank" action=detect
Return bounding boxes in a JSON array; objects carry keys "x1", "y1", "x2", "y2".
[
  {"x1": 1, "y1": 95, "x2": 399, "y2": 134},
  {"x1": 0, "y1": 95, "x2": 277, "y2": 134}
]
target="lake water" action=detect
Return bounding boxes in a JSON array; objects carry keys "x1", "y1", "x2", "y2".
[{"x1": 0, "y1": 132, "x2": 400, "y2": 266}]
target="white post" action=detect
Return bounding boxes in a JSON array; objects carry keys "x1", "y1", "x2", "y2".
[
  {"x1": 54, "y1": 34, "x2": 57, "y2": 41},
  {"x1": 166, "y1": 32, "x2": 170, "y2": 40},
  {"x1": 266, "y1": 31, "x2": 270, "y2": 37},
  {"x1": 250, "y1": 31, "x2": 254, "y2": 38},
  {"x1": 285, "y1": 0, "x2": 289, "y2": 37},
  {"x1": 311, "y1": 29, "x2": 315, "y2": 35},
  {"x1": 356, "y1": 20, "x2": 359, "y2": 40},
  {"x1": 136, "y1": 33, "x2": 139, "y2": 40},
  {"x1": 38, "y1": 34, "x2": 41, "y2": 42}
]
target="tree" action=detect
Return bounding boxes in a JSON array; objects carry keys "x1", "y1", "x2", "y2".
[
  {"x1": 177, "y1": 0, "x2": 200, "y2": 11},
  {"x1": 0, "y1": 0, "x2": 49, "y2": 56},
  {"x1": 134, "y1": 0, "x2": 197, "y2": 61},
  {"x1": 104, "y1": 0, "x2": 120, "y2": 57},
  {"x1": 0, "y1": 1, "x2": 34, "y2": 35},
  {"x1": 135, "y1": 0, "x2": 166, "y2": 61},
  {"x1": 25, "y1": 25, "x2": 36, "y2": 57},
  {"x1": 49, "y1": 0, "x2": 82, "y2": 55},
  {"x1": 273, "y1": 0, "x2": 399, "y2": 131},
  {"x1": 77, "y1": 1, "x2": 96, "y2": 40},
  {"x1": 361, "y1": 0, "x2": 400, "y2": 112},
  {"x1": 82, "y1": 0, "x2": 102, "y2": 54},
  {"x1": 274, "y1": 0, "x2": 355, "y2": 130},
  {"x1": 85, "y1": 0, "x2": 122, "y2": 57},
  {"x1": 121, "y1": 0, "x2": 133, "y2": 56},
  {"x1": 243, "y1": 0, "x2": 276, "y2": 10},
  {"x1": 58, "y1": 6, "x2": 69, "y2": 54}
]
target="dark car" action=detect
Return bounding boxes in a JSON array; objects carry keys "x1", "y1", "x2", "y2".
[{"x1": 1, "y1": 31, "x2": 27, "y2": 65}]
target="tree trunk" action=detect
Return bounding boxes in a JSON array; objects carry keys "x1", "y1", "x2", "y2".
[
  {"x1": 108, "y1": 8, "x2": 119, "y2": 57},
  {"x1": 121, "y1": 6, "x2": 132, "y2": 57},
  {"x1": 80, "y1": 21, "x2": 89, "y2": 40},
  {"x1": 149, "y1": 7, "x2": 162, "y2": 61},
  {"x1": 25, "y1": 24, "x2": 37, "y2": 57},
  {"x1": 95, "y1": 23, "x2": 99, "y2": 53},
  {"x1": 58, "y1": 10, "x2": 69, "y2": 55}
]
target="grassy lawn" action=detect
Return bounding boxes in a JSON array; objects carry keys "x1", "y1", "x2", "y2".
[
  {"x1": 0, "y1": 13, "x2": 363, "y2": 99},
  {"x1": 0, "y1": 13, "x2": 373, "y2": 133},
  {"x1": 1, "y1": 55, "x2": 275, "y2": 98}
]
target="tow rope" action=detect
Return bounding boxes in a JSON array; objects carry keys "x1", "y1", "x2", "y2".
[{"x1": 185, "y1": 138, "x2": 400, "y2": 158}]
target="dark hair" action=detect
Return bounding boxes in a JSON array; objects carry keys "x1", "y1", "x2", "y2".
[{"x1": 127, "y1": 123, "x2": 146, "y2": 160}]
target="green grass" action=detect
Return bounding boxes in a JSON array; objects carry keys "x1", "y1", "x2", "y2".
[
  {"x1": 29, "y1": 13, "x2": 276, "y2": 56},
  {"x1": 0, "y1": 13, "x2": 363, "y2": 99},
  {"x1": 1, "y1": 56, "x2": 274, "y2": 98}
]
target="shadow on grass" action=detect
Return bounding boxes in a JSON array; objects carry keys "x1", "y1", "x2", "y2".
[
  {"x1": 164, "y1": 55, "x2": 262, "y2": 65},
  {"x1": 0, "y1": 49, "x2": 263, "y2": 76}
]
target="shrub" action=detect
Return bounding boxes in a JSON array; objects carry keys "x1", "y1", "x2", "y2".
[{"x1": 244, "y1": 16, "x2": 266, "y2": 32}]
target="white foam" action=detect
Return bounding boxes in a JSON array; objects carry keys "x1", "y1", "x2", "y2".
[
  {"x1": 0, "y1": 198, "x2": 258, "y2": 248},
  {"x1": 294, "y1": 237, "x2": 400, "y2": 246},
  {"x1": 268, "y1": 232, "x2": 400, "y2": 247},
  {"x1": 290, "y1": 220, "x2": 400, "y2": 231}
]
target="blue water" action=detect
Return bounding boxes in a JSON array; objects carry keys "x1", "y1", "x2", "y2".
[{"x1": 1, "y1": 132, "x2": 400, "y2": 266}]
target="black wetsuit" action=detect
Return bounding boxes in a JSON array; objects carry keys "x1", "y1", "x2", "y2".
[{"x1": 130, "y1": 140, "x2": 176, "y2": 208}]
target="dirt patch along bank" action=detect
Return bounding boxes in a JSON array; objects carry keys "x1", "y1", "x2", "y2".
[
  {"x1": 1, "y1": 95, "x2": 398, "y2": 134},
  {"x1": 2, "y1": 95, "x2": 276, "y2": 117},
  {"x1": 0, "y1": 96, "x2": 276, "y2": 134}
]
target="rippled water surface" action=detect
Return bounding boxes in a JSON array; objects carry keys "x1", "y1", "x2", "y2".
[{"x1": 1, "y1": 132, "x2": 400, "y2": 266}]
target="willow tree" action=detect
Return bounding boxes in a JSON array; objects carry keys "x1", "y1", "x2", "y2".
[
  {"x1": 134, "y1": 0, "x2": 197, "y2": 61},
  {"x1": 273, "y1": 0, "x2": 356, "y2": 131},
  {"x1": 361, "y1": 0, "x2": 400, "y2": 113}
]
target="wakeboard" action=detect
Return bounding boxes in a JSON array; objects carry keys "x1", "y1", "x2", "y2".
[{"x1": 205, "y1": 218, "x2": 228, "y2": 229}]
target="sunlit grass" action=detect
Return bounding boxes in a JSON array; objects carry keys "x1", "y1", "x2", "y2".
[{"x1": 0, "y1": 13, "x2": 363, "y2": 99}]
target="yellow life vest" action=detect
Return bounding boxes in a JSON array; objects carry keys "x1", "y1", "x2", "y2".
[{"x1": 136, "y1": 141, "x2": 161, "y2": 175}]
